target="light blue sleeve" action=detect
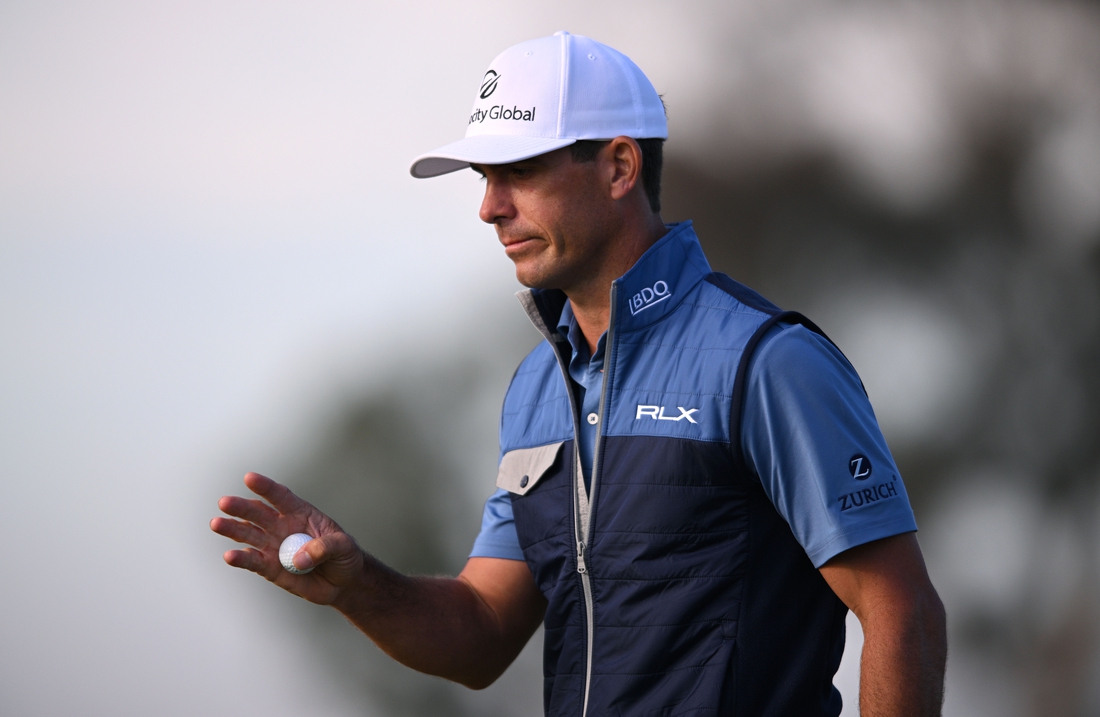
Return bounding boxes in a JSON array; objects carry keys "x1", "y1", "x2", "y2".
[
  {"x1": 469, "y1": 488, "x2": 525, "y2": 561},
  {"x1": 741, "y1": 323, "x2": 918, "y2": 568}
]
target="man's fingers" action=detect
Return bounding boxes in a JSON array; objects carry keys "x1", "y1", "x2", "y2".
[
  {"x1": 218, "y1": 495, "x2": 280, "y2": 528},
  {"x1": 244, "y1": 472, "x2": 306, "y2": 515},
  {"x1": 210, "y1": 516, "x2": 267, "y2": 547},
  {"x1": 223, "y1": 547, "x2": 269, "y2": 574}
]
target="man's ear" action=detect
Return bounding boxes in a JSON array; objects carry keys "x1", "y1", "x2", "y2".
[{"x1": 605, "y1": 136, "x2": 643, "y2": 202}]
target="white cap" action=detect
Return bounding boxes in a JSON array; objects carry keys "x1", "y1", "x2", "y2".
[{"x1": 410, "y1": 31, "x2": 667, "y2": 178}]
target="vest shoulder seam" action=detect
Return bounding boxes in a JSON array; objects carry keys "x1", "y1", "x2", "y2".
[{"x1": 701, "y1": 272, "x2": 783, "y2": 314}]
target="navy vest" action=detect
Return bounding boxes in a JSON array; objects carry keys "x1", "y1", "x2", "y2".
[{"x1": 496, "y1": 223, "x2": 847, "y2": 717}]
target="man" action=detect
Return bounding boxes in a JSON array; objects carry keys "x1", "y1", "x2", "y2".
[{"x1": 212, "y1": 31, "x2": 946, "y2": 716}]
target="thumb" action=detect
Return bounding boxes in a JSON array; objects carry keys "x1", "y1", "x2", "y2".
[{"x1": 296, "y1": 532, "x2": 361, "y2": 573}]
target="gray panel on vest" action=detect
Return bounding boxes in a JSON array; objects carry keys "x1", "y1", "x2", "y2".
[{"x1": 497, "y1": 442, "x2": 564, "y2": 496}]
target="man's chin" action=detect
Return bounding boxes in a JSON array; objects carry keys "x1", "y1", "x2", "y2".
[
  {"x1": 514, "y1": 274, "x2": 561, "y2": 291},
  {"x1": 512, "y1": 264, "x2": 564, "y2": 291}
]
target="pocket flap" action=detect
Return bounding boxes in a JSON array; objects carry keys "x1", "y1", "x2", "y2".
[{"x1": 496, "y1": 442, "x2": 564, "y2": 496}]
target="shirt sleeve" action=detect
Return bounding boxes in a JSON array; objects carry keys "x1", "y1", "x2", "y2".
[
  {"x1": 741, "y1": 322, "x2": 918, "y2": 568},
  {"x1": 469, "y1": 488, "x2": 526, "y2": 561}
]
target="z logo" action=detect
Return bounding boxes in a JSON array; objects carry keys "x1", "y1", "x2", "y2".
[{"x1": 849, "y1": 454, "x2": 872, "y2": 480}]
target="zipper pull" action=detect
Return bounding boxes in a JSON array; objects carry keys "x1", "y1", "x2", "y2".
[{"x1": 577, "y1": 541, "x2": 588, "y2": 574}]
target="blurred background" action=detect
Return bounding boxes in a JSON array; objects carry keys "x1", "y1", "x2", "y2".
[{"x1": 2, "y1": 1, "x2": 1098, "y2": 715}]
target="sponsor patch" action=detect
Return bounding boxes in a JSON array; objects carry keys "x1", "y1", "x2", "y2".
[
  {"x1": 636, "y1": 405, "x2": 699, "y2": 424},
  {"x1": 838, "y1": 478, "x2": 898, "y2": 511},
  {"x1": 628, "y1": 280, "x2": 671, "y2": 316},
  {"x1": 849, "y1": 454, "x2": 872, "y2": 480},
  {"x1": 480, "y1": 70, "x2": 501, "y2": 99},
  {"x1": 469, "y1": 105, "x2": 537, "y2": 125}
]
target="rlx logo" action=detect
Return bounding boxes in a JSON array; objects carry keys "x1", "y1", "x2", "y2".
[
  {"x1": 636, "y1": 405, "x2": 699, "y2": 423},
  {"x1": 628, "y1": 280, "x2": 671, "y2": 316}
]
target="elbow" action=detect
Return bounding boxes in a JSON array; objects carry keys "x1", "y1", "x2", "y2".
[
  {"x1": 860, "y1": 580, "x2": 948, "y2": 654},
  {"x1": 462, "y1": 678, "x2": 494, "y2": 691},
  {"x1": 894, "y1": 581, "x2": 947, "y2": 668},
  {"x1": 914, "y1": 581, "x2": 946, "y2": 638},
  {"x1": 925, "y1": 587, "x2": 948, "y2": 652},
  {"x1": 458, "y1": 669, "x2": 503, "y2": 691},
  {"x1": 452, "y1": 655, "x2": 510, "y2": 691},
  {"x1": 930, "y1": 590, "x2": 946, "y2": 631}
]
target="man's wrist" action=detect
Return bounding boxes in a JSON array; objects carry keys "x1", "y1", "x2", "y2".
[{"x1": 328, "y1": 549, "x2": 392, "y2": 616}]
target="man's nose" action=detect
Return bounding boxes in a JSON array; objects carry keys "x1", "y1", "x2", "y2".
[{"x1": 478, "y1": 179, "x2": 515, "y2": 225}]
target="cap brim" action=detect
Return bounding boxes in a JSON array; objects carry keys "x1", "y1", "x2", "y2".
[{"x1": 409, "y1": 135, "x2": 577, "y2": 178}]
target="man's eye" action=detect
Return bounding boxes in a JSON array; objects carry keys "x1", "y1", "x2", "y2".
[{"x1": 511, "y1": 166, "x2": 531, "y2": 178}]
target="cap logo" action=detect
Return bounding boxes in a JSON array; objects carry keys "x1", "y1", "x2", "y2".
[{"x1": 479, "y1": 70, "x2": 501, "y2": 99}]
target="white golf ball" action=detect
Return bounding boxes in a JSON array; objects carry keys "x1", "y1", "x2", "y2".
[{"x1": 279, "y1": 533, "x2": 315, "y2": 574}]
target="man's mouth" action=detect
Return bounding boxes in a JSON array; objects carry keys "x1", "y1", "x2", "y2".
[{"x1": 501, "y1": 235, "x2": 542, "y2": 256}]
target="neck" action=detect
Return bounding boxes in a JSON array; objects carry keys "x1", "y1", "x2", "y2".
[{"x1": 567, "y1": 213, "x2": 668, "y2": 354}]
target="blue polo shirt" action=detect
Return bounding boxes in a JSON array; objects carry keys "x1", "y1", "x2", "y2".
[
  {"x1": 559, "y1": 300, "x2": 605, "y2": 490},
  {"x1": 471, "y1": 300, "x2": 917, "y2": 568}
]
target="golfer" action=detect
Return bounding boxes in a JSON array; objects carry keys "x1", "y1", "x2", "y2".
[{"x1": 212, "y1": 31, "x2": 947, "y2": 717}]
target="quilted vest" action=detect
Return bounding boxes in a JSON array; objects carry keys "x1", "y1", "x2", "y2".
[{"x1": 496, "y1": 222, "x2": 848, "y2": 717}]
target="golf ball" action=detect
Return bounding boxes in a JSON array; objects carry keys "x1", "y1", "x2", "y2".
[{"x1": 279, "y1": 533, "x2": 315, "y2": 574}]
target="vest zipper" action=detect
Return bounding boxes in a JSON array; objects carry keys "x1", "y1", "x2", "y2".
[
  {"x1": 544, "y1": 319, "x2": 593, "y2": 717},
  {"x1": 579, "y1": 282, "x2": 618, "y2": 717},
  {"x1": 545, "y1": 284, "x2": 617, "y2": 717}
]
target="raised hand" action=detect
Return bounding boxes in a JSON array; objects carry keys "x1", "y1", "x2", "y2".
[{"x1": 211, "y1": 472, "x2": 366, "y2": 605}]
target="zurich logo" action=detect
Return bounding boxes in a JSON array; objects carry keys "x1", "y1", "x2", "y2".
[
  {"x1": 849, "y1": 454, "x2": 872, "y2": 480},
  {"x1": 480, "y1": 70, "x2": 501, "y2": 99},
  {"x1": 628, "y1": 280, "x2": 671, "y2": 316}
]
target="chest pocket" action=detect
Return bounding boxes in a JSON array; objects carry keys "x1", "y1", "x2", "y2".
[{"x1": 496, "y1": 442, "x2": 564, "y2": 496}]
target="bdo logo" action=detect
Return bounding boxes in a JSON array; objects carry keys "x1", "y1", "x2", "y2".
[{"x1": 628, "y1": 280, "x2": 671, "y2": 316}]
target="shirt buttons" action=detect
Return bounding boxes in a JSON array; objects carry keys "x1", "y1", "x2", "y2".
[
  {"x1": 519, "y1": 475, "x2": 529, "y2": 488},
  {"x1": 587, "y1": 413, "x2": 599, "y2": 425}
]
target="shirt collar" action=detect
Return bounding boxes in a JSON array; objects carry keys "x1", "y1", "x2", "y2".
[
  {"x1": 557, "y1": 299, "x2": 606, "y2": 370},
  {"x1": 556, "y1": 299, "x2": 574, "y2": 339}
]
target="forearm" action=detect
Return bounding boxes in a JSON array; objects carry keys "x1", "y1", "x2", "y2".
[
  {"x1": 819, "y1": 534, "x2": 948, "y2": 717},
  {"x1": 857, "y1": 590, "x2": 947, "y2": 717},
  {"x1": 330, "y1": 554, "x2": 540, "y2": 689}
]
